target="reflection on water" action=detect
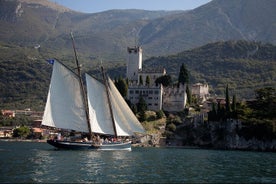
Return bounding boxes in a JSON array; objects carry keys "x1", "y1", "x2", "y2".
[{"x1": 0, "y1": 142, "x2": 275, "y2": 183}]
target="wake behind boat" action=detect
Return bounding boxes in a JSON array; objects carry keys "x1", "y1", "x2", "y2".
[{"x1": 41, "y1": 33, "x2": 145, "y2": 150}]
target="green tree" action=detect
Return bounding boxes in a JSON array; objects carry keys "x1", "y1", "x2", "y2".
[
  {"x1": 178, "y1": 64, "x2": 189, "y2": 85},
  {"x1": 208, "y1": 102, "x2": 217, "y2": 121},
  {"x1": 139, "y1": 75, "x2": 143, "y2": 86},
  {"x1": 12, "y1": 126, "x2": 31, "y2": 139},
  {"x1": 225, "y1": 84, "x2": 231, "y2": 113},
  {"x1": 186, "y1": 85, "x2": 192, "y2": 105},
  {"x1": 115, "y1": 77, "x2": 128, "y2": 98},
  {"x1": 138, "y1": 110, "x2": 147, "y2": 122},
  {"x1": 231, "y1": 94, "x2": 237, "y2": 119},
  {"x1": 167, "y1": 123, "x2": 176, "y2": 132},
  {"x1": 232, "y1": 94, "x2": 237, "y2": 112},
  {"x1": 254, "y1": 87, "x2": 276, "y2": 118},
  {"x1": 156, "y1": 110, "x2": 165, "y2": 119},
  {"x1": 155, "y1": 75, "x2": 172, "y2": 87},
  {"x1": 137, "y1": 96, "x2": 147, "y2": 113},
  {"x1": 146, "y1": 75, "x2": 150, "y2": 87}
]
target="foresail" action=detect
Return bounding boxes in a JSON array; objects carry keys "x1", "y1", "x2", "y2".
[
  {"x1": 107, "y1": 77, "x2": 145, "y2": 136},
  {"x1": 42, "y1": 61, "x2": 89, "y2": 133},
  {"x1": 85, "y1": 74, "x2": 115, "y2": 135}
]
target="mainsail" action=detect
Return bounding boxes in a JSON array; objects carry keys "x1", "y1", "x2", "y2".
[
  {"x1": 42, "y1": 60, "x2": 144, "y2": 137},
  {"x1": 86, "y1": 74, "x2": 145, "y2": 136},
  {"x1": 86, "y1": 74, "x2": 114, "y2": 135},
  {"x1": 42, "y1": 61, "x2": 89, "y2": 133}
]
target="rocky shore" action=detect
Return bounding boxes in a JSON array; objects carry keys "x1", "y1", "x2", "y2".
[{"x1": 164, "y1": 120, "x2": 275, "y2": 152}]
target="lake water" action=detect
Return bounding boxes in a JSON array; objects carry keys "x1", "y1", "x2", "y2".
[{"x1": 0, "y1": 141, "x2": 275, "y2": 183}]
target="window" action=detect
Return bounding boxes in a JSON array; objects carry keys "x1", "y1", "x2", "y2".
[{"x1": 129, "y1": 90, "x2": 133, "y2": 94}]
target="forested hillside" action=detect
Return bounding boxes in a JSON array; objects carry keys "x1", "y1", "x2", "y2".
[
  {"x1": 144, "y1": 40, "x2": 276, "y2": 98},
  {"x1": 1, "y1": 40, "x2": 275, "y2": 110}
]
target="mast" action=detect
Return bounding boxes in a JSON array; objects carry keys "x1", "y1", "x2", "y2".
[
  {"x1": 101, "y1": 66, "x2": 118, "y2": 138},
  {"x1": 70, "y1": 32, "x2": 93, "y2": 139}
]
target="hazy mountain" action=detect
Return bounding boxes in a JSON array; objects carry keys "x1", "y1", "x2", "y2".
[
  {"x1": 0, "y1": 0, "x2": 275, "y2": 60},
  {"x1": 139, "y1": 0, "x2": 276, "y2": 56},
  {"x1": 0, "y1": 0, "x2": 180, "y2": 61}
]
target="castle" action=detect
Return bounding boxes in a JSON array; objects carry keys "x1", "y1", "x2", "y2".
[{"x1": 126, "y1": 46, "x2": 190, "y2": 112}]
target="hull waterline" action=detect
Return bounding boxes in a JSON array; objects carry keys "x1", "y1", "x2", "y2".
[{"x1": 47, "y1": 140, "x2": 132, "y2": 151}]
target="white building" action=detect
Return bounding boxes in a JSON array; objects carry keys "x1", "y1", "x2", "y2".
[
  {"x1": 163, "y1": 84, "x2": 187, "y2": 112},
  {"x1": 128, "y1": 85, "x2": 163, "y2": 111},
  {"x1": 191, "y1": 83, "x2": 210, "y2": 102}
]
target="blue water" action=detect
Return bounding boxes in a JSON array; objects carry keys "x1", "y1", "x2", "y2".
[{"x1": 0, "y1": 141, "x2": 275, "y2": 183}]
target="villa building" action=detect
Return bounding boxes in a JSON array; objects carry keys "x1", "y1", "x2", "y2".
[{"x1": 191, "y1": 83, "x2": 210, "y2": 102}]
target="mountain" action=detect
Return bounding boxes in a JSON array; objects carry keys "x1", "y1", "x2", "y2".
[
  {"x1": 0, "y1": 0, "x2": 275, "y2": 60},
  {"x1": 139, "y1": 0, "x2": 276, "y2": 56},
  {"x1": 0, "y1": 0, "x2": 179, "y2": 61},
  {"x1": 1, "y1": 40, "x2": 275, "y2": 110},
  {"x1": 0, "y1": 0, "x2": 275, "y2": 109},
  {"x1": 143, "y1": 40, "x2": 276, "y2": 98}
]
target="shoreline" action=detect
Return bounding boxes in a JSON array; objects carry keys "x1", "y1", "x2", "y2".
[
  {"x1": 1, "y1": 138, "x2": 275, "y2": 152},
  {"x1": 0, "y1": 138, "x2": 46, "y2": 142}
]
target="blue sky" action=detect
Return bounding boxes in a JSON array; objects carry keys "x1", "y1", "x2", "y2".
[{"x1": 49, "y1": 0, "x2": 212, "y2": 13}]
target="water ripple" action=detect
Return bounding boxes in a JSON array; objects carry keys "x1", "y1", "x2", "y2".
[{"x1": 0, "y1": 142, "x2": 275, "y2": 183}]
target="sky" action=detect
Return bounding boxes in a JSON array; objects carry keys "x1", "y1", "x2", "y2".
[{"x1": 49, "y1": 0, "x2": 212, "y2": 13}]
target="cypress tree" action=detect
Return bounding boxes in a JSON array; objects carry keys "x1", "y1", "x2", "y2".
[
  {"x1": 231, "y1": 94, "x2": 237, "y2": 119},
  {"x1": 178, "y1": 64, "x2": 189, "y2": 85},
  {"x1": 139, "y1": 75, "x2": 143, "y2": 86},
  {"x1": 115, "y1": 77, "x2": 128, "y2": 98},
  {"x1": 186, "y1": 85, "x2": 192, "y2": 105},
  {"x1": 232, "y1": 94, "x2": 236, "y2": 112},
  {"x1": 225, "y1": 84, "x2": 231, "y2": 113},
  {"x1": 146, "y1": 75, "x2": 150, "y2": 87}
]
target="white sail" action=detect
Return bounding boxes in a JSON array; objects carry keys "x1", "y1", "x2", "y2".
[
  {"x1": 86, "y1": 74, "x2": 145, "y2": 136},
  {"x1": 85, "y1": 74, "x2": 115, "y2": 135},
  {"x1": 42, "y1": 61, "x2": 89, "y2": 133},
  {"x1": 107, "y1": 77, "x2": 145, "y2": 136}
]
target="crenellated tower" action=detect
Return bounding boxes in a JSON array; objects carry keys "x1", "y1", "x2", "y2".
[{"x1": 126, "y1": 46, "x2": 142, "y2": 82}]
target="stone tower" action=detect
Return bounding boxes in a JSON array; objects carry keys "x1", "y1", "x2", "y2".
[{"x1": 126, "y1": 46, "x2": 142, "y2": 82}]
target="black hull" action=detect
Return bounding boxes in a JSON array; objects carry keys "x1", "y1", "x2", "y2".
[{"x1": 47, "y1": 140, "x2": 131, "y2": 151}]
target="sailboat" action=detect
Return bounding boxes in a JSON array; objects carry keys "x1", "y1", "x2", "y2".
[{"x1": 42, "y1": 34, "x2": 145, "y2": 151}]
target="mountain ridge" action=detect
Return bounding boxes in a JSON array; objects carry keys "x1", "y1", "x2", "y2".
[
  {"x1": 0, "y1": 0, "x2": 275, "y2": 60},
  {"x1": 0, "y1": 0, "x2": 275, "y2": 109}
]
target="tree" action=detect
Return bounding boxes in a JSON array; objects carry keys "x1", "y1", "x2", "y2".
[
  {"x1": 139, "y1": 75, "x2": 143, "y2": 86},
  {"x1": 232, "y1": 94, "x2": 237, "y2": 112},
  {"x1": 254, "y1": 87, "x2": 276, "y2": 118},
  {"x1": 146, "y1": 75, "x2": 150, "y2": 87},
  {"x1": 137, "y1": 96, "x2": 147, "y2": 113},
  {"x1": 13, "y1": 126, "x2": 31, "y2": 139},
  {"x1": 156, "y1": 110, "x2": 165, "y2": 119},
  {"x1": 225, "y1": 84, "x2": 231, "y2": 113},
  {"x1": 231, "y1": 94, "x2": 237, "y2": 119},
  {"x1": 115, "y1": 77, "x2": 128, "y2": 98},
  {"x1": 155, "y1": 75, "x2": 172, "y2": 87},
  {"x1": 186, "y1": 85, "x2": 192, "y2": 105},
  {"x1": 178, "y1": 64, "x2": 189, "y2": 85}
]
